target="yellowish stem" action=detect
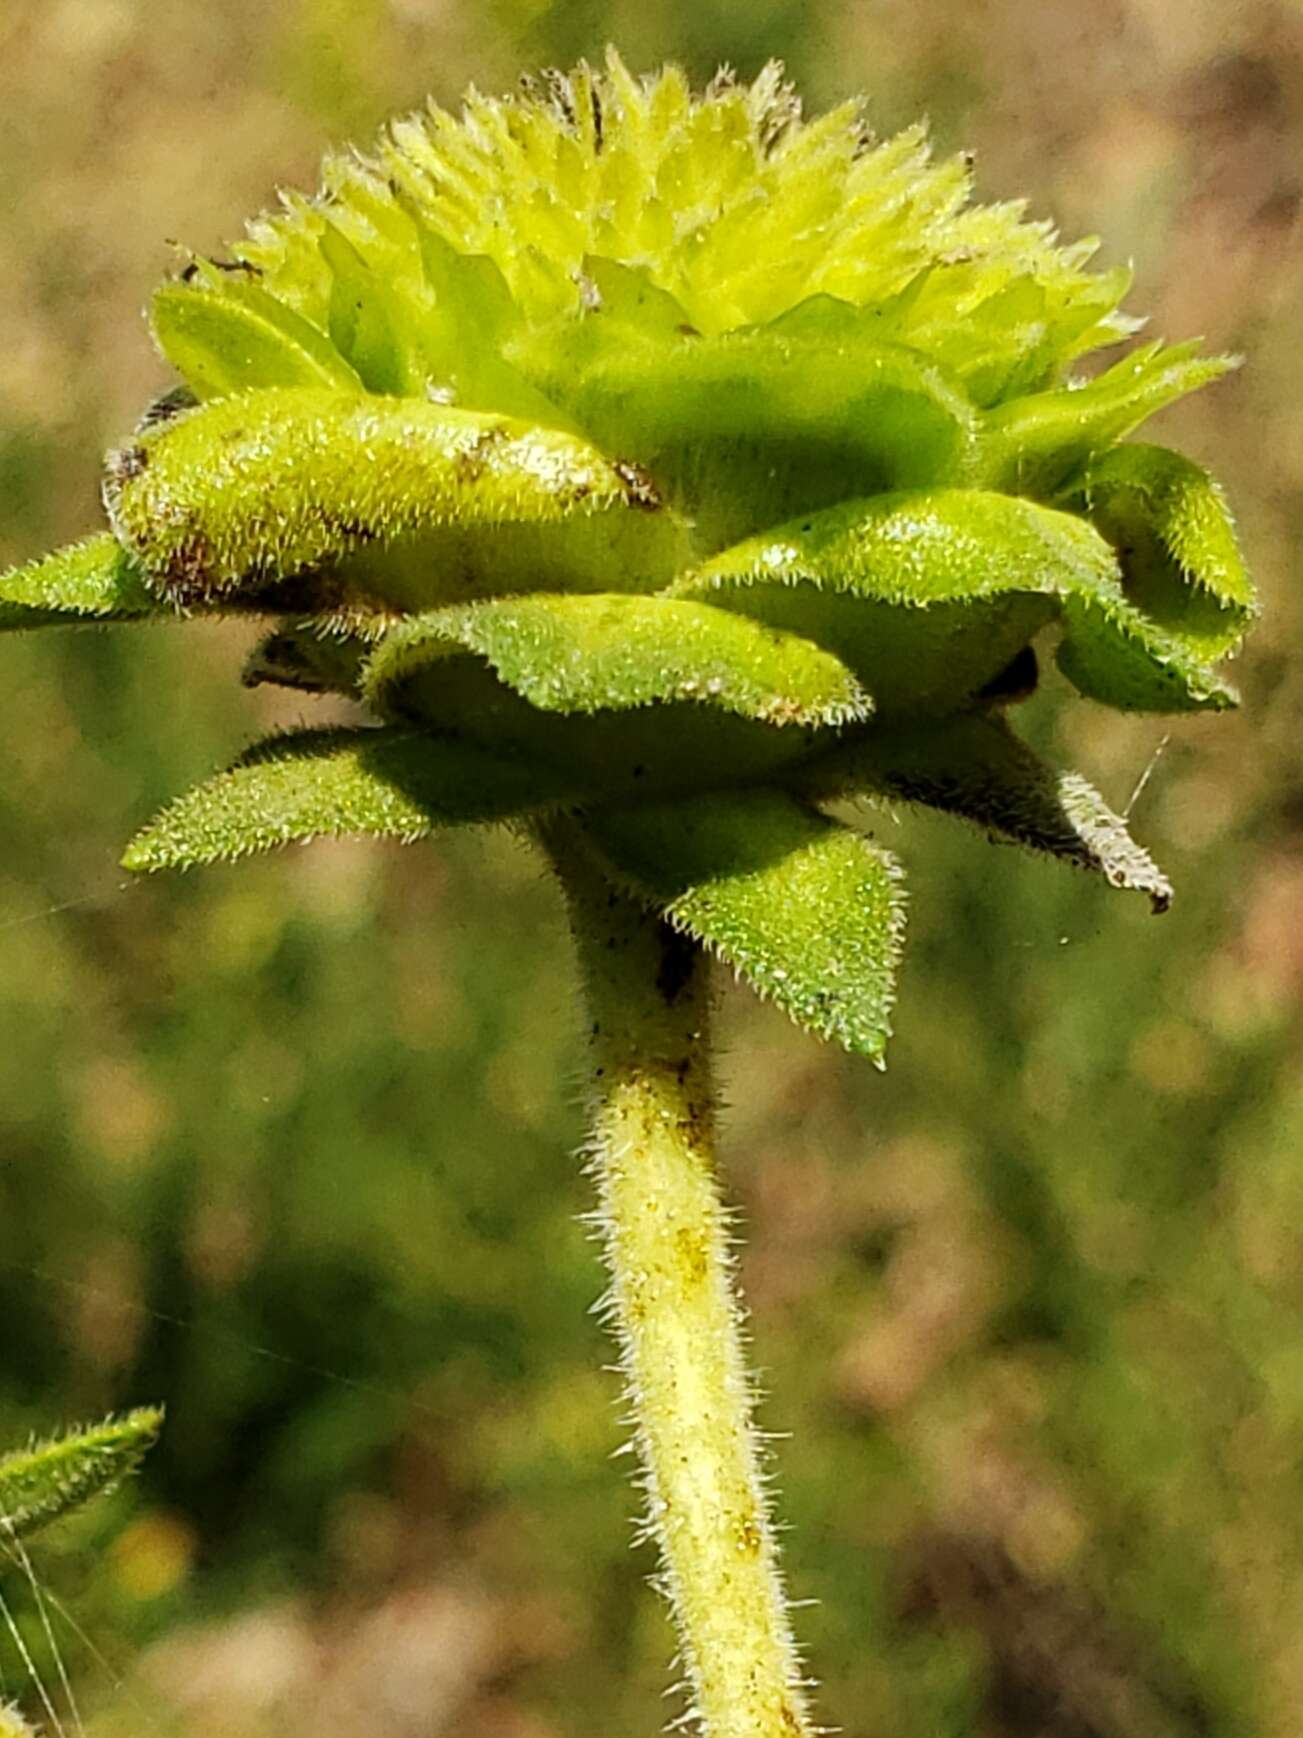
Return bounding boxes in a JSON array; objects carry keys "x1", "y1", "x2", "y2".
[{"x1": 549, "y1": 828, "x2": 814, "y2": 1738}]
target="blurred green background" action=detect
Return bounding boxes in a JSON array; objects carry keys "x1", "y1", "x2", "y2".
[{"x1": 1, "y1": 2, "x2": 1300, "y2": 1734}]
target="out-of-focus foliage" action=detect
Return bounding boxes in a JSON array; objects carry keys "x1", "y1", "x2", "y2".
[{"x1": 0, "y1": 3, "x2": 1299, "y2": 1736}]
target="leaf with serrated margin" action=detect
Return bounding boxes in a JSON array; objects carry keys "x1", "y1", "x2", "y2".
[
  {"x1": 363, "y1": 594, "x2": 871, "y2": 727},
  {"x1": 0, "y1": 1408, "x2": 162, "y2": 1542},
  {"x1": 1068, "y1": 444, "x2": 1256, "y2": 663},
  {"x1": 153, "y1": 267, "x2": 365, "y2": 399},
  {"x1": 104, "y1": 388, "x2": 688, "y2": 611},
  {"x1": 0, "y1": 534, "x2": 161, "y2": 630},
  {"x1": 1054, "y1": 590, "x2": 1236, "y2": 713},
  {"x1": 820, "y1": 711, "x2": 1173, "y2": 912},
  {"x1": 677, "y1": 488, "x2": 1235, "y2": 715},
  {"x1": 584, "y1": 792, "x2": 905, "y2": 1059},
  {"x1": 980, "y1": 340, "x2": 1237, "y2": 499},
  {"x1": 121, "y1": 727, "x2": 569, "y2": 872}
]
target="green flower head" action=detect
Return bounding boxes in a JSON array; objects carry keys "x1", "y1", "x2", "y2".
[{"x1": 1, "y1": 51, "x2": 1256, "y2": 1059}]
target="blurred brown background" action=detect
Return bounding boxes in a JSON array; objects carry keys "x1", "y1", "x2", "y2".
[{"x1": 0, "y1": 2, "x2": 1300, "y2": 1734}]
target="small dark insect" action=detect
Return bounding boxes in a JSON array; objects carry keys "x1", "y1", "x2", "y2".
[
  {"x1": 136, "y1": 385, "x2": 198, "y2": 432},
  {"x1": 179, "y1": 256, "x2": 261, "y2": 283}
]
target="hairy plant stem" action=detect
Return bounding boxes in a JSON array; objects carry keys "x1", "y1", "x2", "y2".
[{"x1": 546, "y1": 824, "x2": 814, "y2": 1738}]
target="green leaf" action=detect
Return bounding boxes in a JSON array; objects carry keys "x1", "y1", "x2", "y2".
[
  {"x1": 319, "y1": 221, "x2": 424, "y2": 396},
  {"x1": 980, "y1": 340, "x2": 1237, "y2": 498},
  {"x1": 510, "y1": 322, "x2": 977, "y2": 553},
  {"x1": 103, "y1": 387, "x2": 689, "y2": 611},
  {"x1": 823, "y1": 711, "x2": 1173, "y2": 911},
  {"x1": 359, "y1": 598, "x2": 852, "y2": 809},
  {"x1": 1069, "y1": 444, "x2": 1256, "y2": 662},
  {"x1": 398, "y1": 221, "x2": 568, "y2": 424},
  {"x1": 0, "y1": 1408, "x2": 162, "y2": 1542},
  {"x1": 678, "y1": 488, "x2": 1235, "y2": 715},
  {"x1": 364, "y1": 658, "x2": 834, "y2": 810},
  {"x1": 0, "y1": 533, "x2": 161, "y2": 630},
  {"x1": 152, "y1": 269, "x2": 365, "y2": 398},
  {"x1": 363, "y1": 593, "x2": 871, "y2": 728},
  {"x1": 584, "y1": 792, "x2": 906, "y2": 1059},
  {"x1": 411, "y1": 224, "x2": 521, "y2": 343},
  {"x1": 1054, "y1": 590, "x2": 1236, "y2": 713},
  {"x1": 121, "y1": 727, "x2": 568, "y2": 872},
  {"x1": 581, "y1": 255, "x2": 696, "y2": 337}
]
